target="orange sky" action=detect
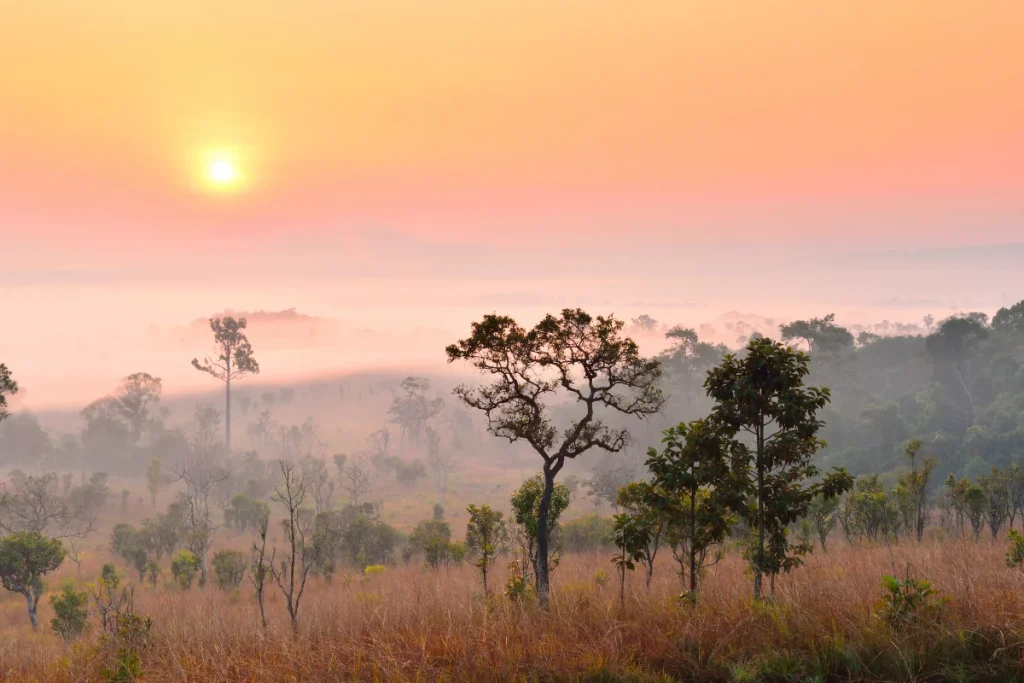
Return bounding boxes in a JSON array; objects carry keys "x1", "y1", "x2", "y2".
[
  {"x1": 3, "y1": 1, "x2": 1023, "y2": 244},
  {"x1": 2, "y1": 1, "x2": 1023, "y2": 409}
]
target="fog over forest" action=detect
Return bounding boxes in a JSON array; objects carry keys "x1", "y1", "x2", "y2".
[{"x1": 3, "y1": 296, "x2": 1023, "y2": 495}]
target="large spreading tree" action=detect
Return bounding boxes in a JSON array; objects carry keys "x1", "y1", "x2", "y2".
[
  {"x1": 705, "y1": 337, "x2": 853, "y2": 600},
  {"x1": 191, "y1": 316, "x2": 260, "y2": 453},
  {"x1": 446, "y1": 308, "x2": 663, "y2": 606}
]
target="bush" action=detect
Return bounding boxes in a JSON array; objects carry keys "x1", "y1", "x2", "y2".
[
  {"x1": 170, "y1": 551, "x2": 200, "y2": 590},
  {"x1": 50, "y1": 583, "x2": 89, "y2": 642},
  {"x1": 877, "y1": 573, "x2": 946, "y2": 630},
  {"x1": 212, "y1": 550, "x2": 247, "y2": 591},
  {"x1": 561, "y1": 514, "x2": 616, "y2": 553},
  {"x1": 364, "y1": 564, "x2": 386, "y2": 576}
]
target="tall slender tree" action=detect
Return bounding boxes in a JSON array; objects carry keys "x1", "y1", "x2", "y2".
[
  {"x1": 896, "y1": 439, "x2": 938, "y2": 542},
  {"x1": 191, "y1": 316, "x2": 260, "y2": 453},
  {"x1": 705, "y1": 337, "x2": 853, "y2": 600},
  {"x1": 447, "y1": 309, "x2": 663, "y2": 606}
]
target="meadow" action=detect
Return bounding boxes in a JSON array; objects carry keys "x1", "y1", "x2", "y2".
[{"x1": 3, "y1": 533, "x2": 1024, "y2": 683}]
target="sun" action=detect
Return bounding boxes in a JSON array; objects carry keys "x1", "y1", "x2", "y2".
[{"x1": 208, "y1": 159, "x2": 238, "y2": 184}]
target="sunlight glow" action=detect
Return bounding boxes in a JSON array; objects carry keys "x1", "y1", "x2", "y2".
[{"x1": 209, "y1": 159, "x2": 237, "y2": 184}]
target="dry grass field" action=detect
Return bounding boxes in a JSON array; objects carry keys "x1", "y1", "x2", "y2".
[{"x1": 2, "y1": 538, "x2": 1024, "y2": 682}]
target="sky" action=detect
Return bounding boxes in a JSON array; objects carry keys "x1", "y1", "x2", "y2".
[{"x1": 1, "y1": 1, "x2": 1023, "y2": 410}]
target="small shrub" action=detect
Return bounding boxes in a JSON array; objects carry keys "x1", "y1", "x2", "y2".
[
  {"x1": 102, "y1": 606, "x2": 153, "y2": 683},
  {"x1": 1006, "y1": 529, "x2": 1024, "y2": 569},
  {"x1": 50, "y1": 583, "x2": 89, "y2": 642},
  {"x1": 561, "y1": 514, "x2": 616, "y2": 553},
  {"x1": 877, "y1": 572, "x2": 946, "y2": 630},
  {"x1": 505, "y1": 559, "x2": 532, "y2": 601},
  {"x1": 594, "y1": 569, "x2": 609, "y2": 587},
  {"x1": 145, "y1": 561, "x2": 160, "y2": 586},
  {"x1": 170, "y1": 551, "x2": 200, "y2": 590},
  {"x1": 212, "y1": 550, "x2": 247, "y2": 590},
  {"x1": 364, "y1": 564, "x2": 386, "y2": 576}
]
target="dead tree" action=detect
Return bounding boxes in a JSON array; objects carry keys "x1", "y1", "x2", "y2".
[
  {"x1": 0, "y1": 473, "x2": 99, "y2": 539},
  {"x1": 249, "y1": 515, "x2": 275, "y2": 630},
  {"x1": 172, "y1": 450, "x2": 229, "y2": 588},
  {"x1": 339, "y1": 456, "x2": 373, "y2": 506},
  {"x1": 425, "y1": 425, "x2": 459, "y2": 504},
  {"x1": 270, "y1": 461, "x2": 329, "y2": 635}
]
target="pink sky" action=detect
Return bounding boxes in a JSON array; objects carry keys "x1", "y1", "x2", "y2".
[{"x1": 1, "y1": 1, "x2": 1022, "y2": 409}]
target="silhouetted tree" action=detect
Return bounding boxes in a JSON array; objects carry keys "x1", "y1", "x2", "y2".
[
  {"x1": 705, "y1": 337, "x2": 853, "y2": 600},
  {"x1": 447, "y1": 309, "x2": 663, "y2": 606},
  {"x1": 191, "y1": 316, "x2": 260, "y2": 453}
]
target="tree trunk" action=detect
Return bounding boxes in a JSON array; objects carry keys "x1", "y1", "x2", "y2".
[
  {"x1": 689, "y1": 489, "x2": 698, "y2": 596},
  {"x1": 24, "y1": 590, "x2": 39, "y2": 630},
  {"x1": 619, "y1": 558, "x2": 626, "y2": 610},
  {"x1": 535, "y1": 466, "x2": 555, "y2": 608},
  {"x1": 753, "y1": 421, "x2": 765, "y2": 601},
  {"x1": 225, "y1": 352, "x2": 232, "y2": 454},
  {"x1": 199, "y1": 543, "x2": 209, "y2": 588}
]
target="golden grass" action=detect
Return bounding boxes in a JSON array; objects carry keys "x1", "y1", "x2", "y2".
[{"x1": 3, "y1": 540, "x2": 1024, "y2": 682}]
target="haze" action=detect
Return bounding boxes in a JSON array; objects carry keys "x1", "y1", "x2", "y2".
[{"x1": 2, "y1": 0, "x2": 1022, "y2": 410}]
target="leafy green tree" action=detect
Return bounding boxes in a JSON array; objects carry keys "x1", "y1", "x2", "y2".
[
  {"x1": 0, "y1": 531, "x2": 65, "y2": 629},
  {"x1": 992, "y1": 299, "x2": 1024, "y2": 334},
  {"x1": 171, "y1": 550, "x2": 200, "y2": 589},
  {"x1": 110, "y1": 524, "x2": 151, "y2": 582},
  {"x1": 805, "y1": 494, "x2": 839, "y2": 551},
  {"x1": 510, "y1": 475, "x2": 571, "y2": 592},
  {"x1": 779, "y1": 313, "x2": 855, "y2": 362},
  {"x1": 465, "y1": 504, "x2": 509, "y2": 595},
  {"x1": 225, "y1": 494, "x2": 270, "y2": 534},
  {"x1": 979, "y1": 467, "x2": 1011, "y2": 540},
  {"x1": 447, "y1": 309, "x2": 663, "y2": 606},
  {"x1": 611, "y1": 513, "x2": 650, "y2": 609},
  {"x1": 896, "y1": 439, "x2": 939, "y2": 542},
  {"x1": 964, "y1": 484, "x2": 988, "y2": 540},
  {"x1": 50, "y1": 582, "x2": 89, "y2": 642},
  {"x1": 615, "y1": 482, "x2": 666, "y2": 589},
  {"x1": 211, "y1": 549, "x2": 247, "y2": 590},
  {"x1": 409, "y1": 518, "x2": 462, "y2": 569},
  {"x1": 705, "y1": 337, "x2": 853, "y2": 600},
  {"x1": 840, "y1": 474, "x2": 898, "y2": 543},
  {"x1": 0, "y1": 363, "x2": 17, "y2": 422},
  {"x1": 943, "y1": 474, "x2": 970, "y2": 535},
  {"x1": 645, "y1": 419, "x2": 738, "y2": 596},
  {"x1": 191, "y1": 316, "x2": 260, "y2": 453}
]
